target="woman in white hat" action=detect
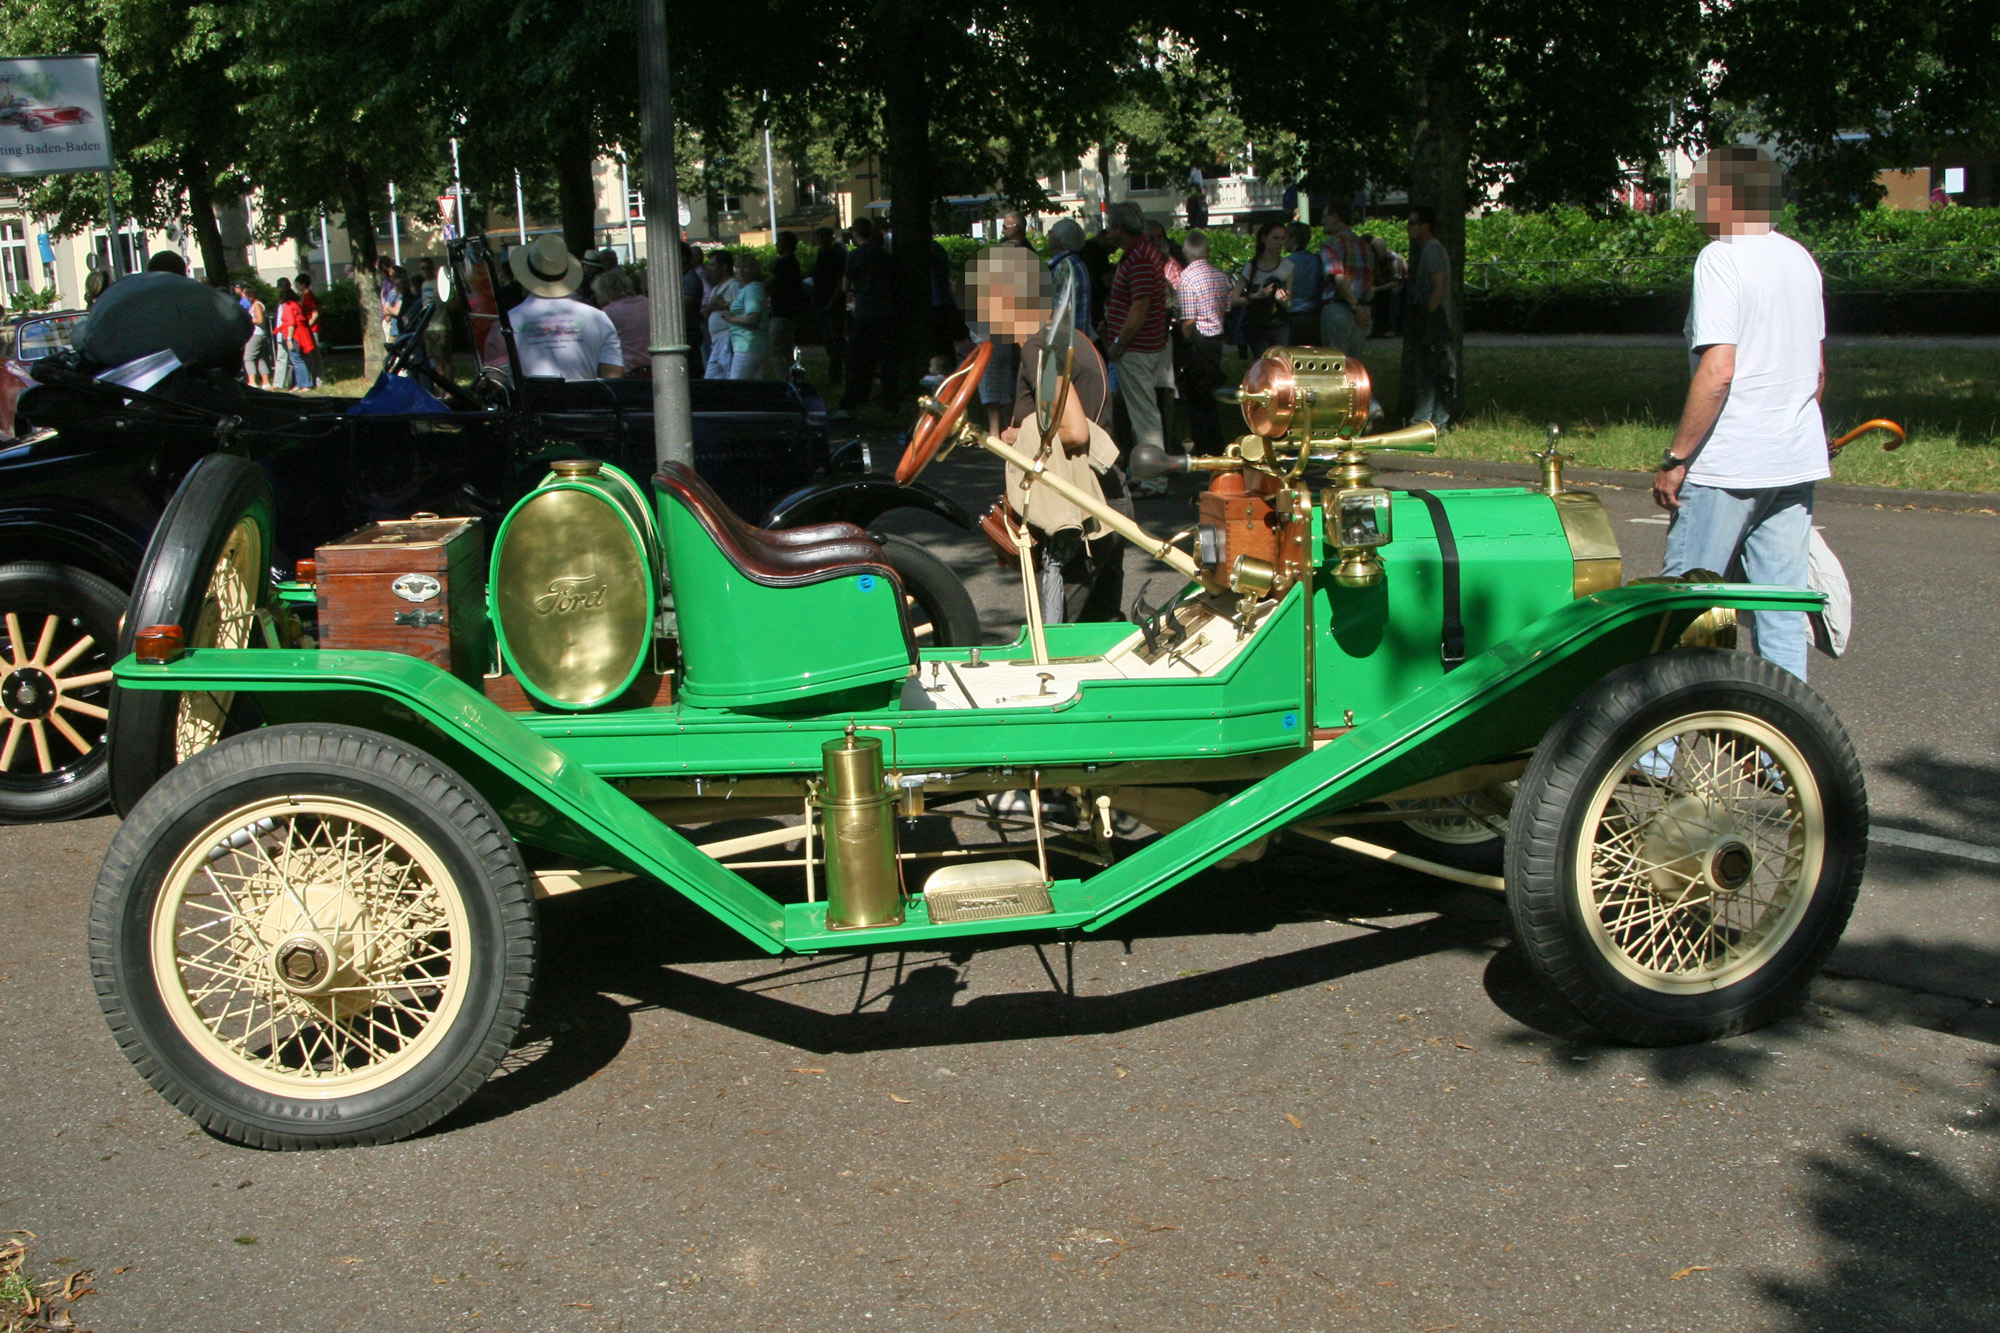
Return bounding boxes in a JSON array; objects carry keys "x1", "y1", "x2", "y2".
[{"x1": 507, "y1": 235, "x2": 624, "y2": 381}]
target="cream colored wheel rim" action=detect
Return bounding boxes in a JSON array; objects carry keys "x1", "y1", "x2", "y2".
[
  {"x1": 1575, "y1": 711, "x2": 1823, "y2": 993},
  {"x1": 1392, "y1": 784, "x2": 1512, "y2": 845},
  {"x1": 0, "y1": 610, "x2": 114, "y2": 775},
  {"x1": 150, "y1": 796, "x2": 471, "y2": 1099},
  {"x1": 174, "y1": 518, "x2": 260, "y2": 761}
]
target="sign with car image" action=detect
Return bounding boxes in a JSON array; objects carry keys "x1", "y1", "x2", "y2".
[{"x1": 0, "y1": 55, "x2": 111, "y2": 176}]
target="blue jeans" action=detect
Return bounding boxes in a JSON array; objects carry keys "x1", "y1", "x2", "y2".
[{"x1": 1664, "y1": 480, "x2": 1816, "y2": 680}]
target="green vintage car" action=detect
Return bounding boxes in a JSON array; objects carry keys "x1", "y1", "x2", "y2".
[{"x1": 86, "y1": 322, "x2": 1866, "y2": 1151}]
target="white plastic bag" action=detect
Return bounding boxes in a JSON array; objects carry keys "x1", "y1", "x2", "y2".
[{"x1": 1807, "y1": 527, "x2": 1852, "y2": 658}]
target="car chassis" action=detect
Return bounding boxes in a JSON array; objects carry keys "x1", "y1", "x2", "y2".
[{"x1": 89, "y1": 331, "x2": 1868, "y2": 1150}]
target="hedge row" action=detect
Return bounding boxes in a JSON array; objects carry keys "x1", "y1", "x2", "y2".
[{"x1": 704, "y1": 204, "x2": 1999, "y2": 300}]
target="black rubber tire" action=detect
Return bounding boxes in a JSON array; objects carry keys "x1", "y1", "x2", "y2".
[
  {"x1": 107, "y1": 453, "x2": 276, "y2": 817},
  {"x1": 90, "y1": 723, "x2": 538, "y2": 1150},
  {"x1": 0, "y1": 563, "x2": 124, "y2": 823},
  {"x1": 878, "y1": 533, "x2": 980, "y2": 647},
  {"x1": 1505, "y1": 649, "x2": 1866, "y2": 1046}
]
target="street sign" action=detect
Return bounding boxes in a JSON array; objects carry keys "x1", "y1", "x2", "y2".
[{"x1": 0, "y1": 55, "x2": 112, "y2": 177}]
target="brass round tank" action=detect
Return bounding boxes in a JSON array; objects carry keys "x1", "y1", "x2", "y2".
[{"x1": 821, "y1": 734, "x2": 904, "y2": 930}]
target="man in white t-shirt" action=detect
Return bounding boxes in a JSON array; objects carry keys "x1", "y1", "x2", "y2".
[
  {"x1": 507, "y1": 235, "x2": 623, "y2": 381},
  {"x1": 1654, "y1": 146, "x2": 1826, "y2": 680}
]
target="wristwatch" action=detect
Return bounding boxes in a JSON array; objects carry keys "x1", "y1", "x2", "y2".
[{"x1": 1658, "y1": 449, "x2": 1690, "y2": 472}]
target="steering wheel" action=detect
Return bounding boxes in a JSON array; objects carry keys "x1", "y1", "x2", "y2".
[{"x1": 896, "y1": 341, "x2": 991, "y2": 485}]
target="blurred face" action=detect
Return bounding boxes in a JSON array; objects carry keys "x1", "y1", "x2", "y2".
[
  {"x1": 1695, "y1": 167, "x2": 1770, "y2": 237},
  {"x1": 1258, "y1": 223, "x2": 1284, "y2": 257},
  {"x1": 968, "y1": 246, "x2": 1047, "y2": 343},
  {"x1": 734, "y1": 257, "x2": 756, "y2": 282}
]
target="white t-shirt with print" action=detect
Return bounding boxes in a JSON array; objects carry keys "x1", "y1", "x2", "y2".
[
  {"x1": 511, "y1": 295, "x2": 622, "y2": 382},
  {"x1": 1684, "y1": 230, "x2": 1828, "y2": 488}
]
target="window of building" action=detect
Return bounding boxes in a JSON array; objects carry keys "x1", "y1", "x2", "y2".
[
  {"x1": 1046, "y1": 167, "x2": 1087, "y2": 196},
  {"x1": 718, "y1": 192, "x2": 744, "y2": 215},
  {"x1": 1127, "y1": 172, "x2": 1162, "y2": 193},
  {"x1": 0, "y1": 222, "x2": 32, "y2": 297},
  {"x1": 794, "y1": 176, "x2": 833, "y2": 210},
  {"x1": 92, "y1": 230, "x2": 142, "y2": 277}
]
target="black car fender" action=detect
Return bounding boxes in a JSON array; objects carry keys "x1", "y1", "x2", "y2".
[
  {"x1": 0, "y1": 501, "x2": 149, "y2": 589},
  {"x1": 759, "y1": 475, "x2": 973, "y2": 533}
]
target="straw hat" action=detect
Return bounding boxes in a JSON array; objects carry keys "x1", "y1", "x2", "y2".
[{"x1": 510, "y1": 235, "x2": 583, "y2": 298}]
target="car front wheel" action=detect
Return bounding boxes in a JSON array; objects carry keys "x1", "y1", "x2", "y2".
[{"x1": 1505, "y1": 649, "x2": 1866, "y2": 1045}]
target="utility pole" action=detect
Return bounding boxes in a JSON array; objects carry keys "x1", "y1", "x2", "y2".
[
  {"x1": 619, "y1": 149, "x2": 635, "y2": 260},
  {"x1": 514, "y1": 169, "x2": 528, "y2": 244},
  {"x1": 762, "y1": 91, "x2": 780, "y2": 237},
  {"x1": 450, "y1": 136, "x2": 466, "y2": 237},
  {"x1": 388, "y1": 181, "x2": 402, "y2": 265},
  {"x1": 637, "y1": 0, "x2": 693, "y2": 470}
]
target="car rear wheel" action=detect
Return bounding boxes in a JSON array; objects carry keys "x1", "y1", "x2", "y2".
[
  {"x1": 879, "y1": 533, "x2": 980, "y2": 647},
  {"x1": 0, "y1": 563, "x2": 122, "y2": 823},
  {"x1": 108, "y1": 454, "x2": 276, "y2": 816},
  {"x1": 1506, "y1": 650, "x2": 1865, "y2": 1045},
  {"x1": 90, "y1": 723, "x2": 538, "y2": 1149}
]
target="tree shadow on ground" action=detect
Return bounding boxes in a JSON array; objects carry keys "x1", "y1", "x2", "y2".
[
  {"x1": 1871, "y1": 747, "x2": 2000, "y2": 847},
  {"x1": 1757, "y1": 1053, "x2": 2000, "y2": 1332}
]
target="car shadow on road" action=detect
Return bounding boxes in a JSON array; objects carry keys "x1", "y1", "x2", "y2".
[{"x1": 435, "y1": 847, "x2": 1518, "y2": 1136}]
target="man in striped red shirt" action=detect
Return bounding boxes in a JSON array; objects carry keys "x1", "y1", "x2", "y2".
[{"x1": 1101, "y1": 201, "x2": 1172, "y2": 478}]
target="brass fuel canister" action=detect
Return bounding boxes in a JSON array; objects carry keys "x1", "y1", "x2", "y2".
[{"x1": 821, "y1": 733, "x2": 904, "y2": 930}]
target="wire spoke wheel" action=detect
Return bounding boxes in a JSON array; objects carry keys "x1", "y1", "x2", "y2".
[
  {"x1": 1576, "y1": 713, "x2": 1819, "y2": 992},
  {"x1": 94, "y1": 723, "x2": 537, "y2": 1149},
  {"x1": 1506, "y1": 650, "x2": 1865, "y2": 1046},
  {"x1": 152, "y1": 796, "x2": 471, "y2": 1098}
]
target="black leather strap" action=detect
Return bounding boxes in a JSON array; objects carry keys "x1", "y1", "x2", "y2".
[{"x1": 1406, "y1": 490, "x2": 1465, "y2": 670}]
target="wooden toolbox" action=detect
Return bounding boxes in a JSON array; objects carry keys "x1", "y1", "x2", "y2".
[{"x1": 314, "y1": 517, "x2": 486, "y2": 681}]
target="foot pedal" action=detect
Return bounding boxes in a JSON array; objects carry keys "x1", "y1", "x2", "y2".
[{"x1": 923, "y1": 860, "x2": 1055, "y2": 924}]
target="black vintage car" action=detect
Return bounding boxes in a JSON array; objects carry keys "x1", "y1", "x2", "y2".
[{"x1": 0, "y1": 255, "x2": 973, "y2": 824}]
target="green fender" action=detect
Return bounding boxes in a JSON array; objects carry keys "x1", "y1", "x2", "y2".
[{"x1": 113, "y1": 581, "x2": 1820, "y2": 954}]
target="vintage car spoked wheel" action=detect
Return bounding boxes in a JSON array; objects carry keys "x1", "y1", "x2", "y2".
[
  {"x1": 895, "y1": 342, "x2": 991, "y2": 485},
  {"x1": 1380, "y1": 784, "x2": 1514, "y2": 874},
  {"x1": 0, "y1": 564, "x2": 123, "y2": 822},
  {"x1": 90, "y1": 723, "x2": 537, "y2": 1149},
  {"x1": 1506, "y1": 650, "x2": 1865, "y2": 1045},
  {"x1": 108, "y1": 454, "x2": 277, "y2": 816},
  {"x1": 877, "y1": 534, "x2": 980, "y2": 646}
]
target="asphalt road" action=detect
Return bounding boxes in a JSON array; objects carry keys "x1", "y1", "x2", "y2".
[{"x1": 3, "y1": 456, "x2": 1996, "y2": 1332}]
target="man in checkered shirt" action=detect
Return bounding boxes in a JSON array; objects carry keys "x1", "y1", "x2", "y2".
[{"x1": 1173, "y1": 230, "x2": 1233, "y2": 454}]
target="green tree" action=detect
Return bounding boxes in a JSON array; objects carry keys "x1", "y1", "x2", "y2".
[
  {"x1": 0, "y1": 0, "x2": 250, "y2": 284},
  {"x1": 1689, "y1": 0, "x2": 2000, "y2": 215}
]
